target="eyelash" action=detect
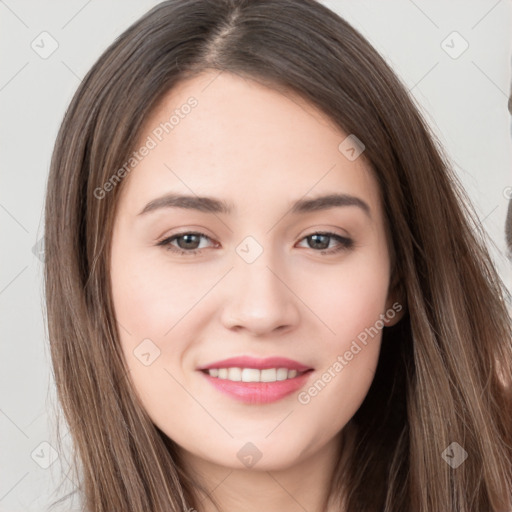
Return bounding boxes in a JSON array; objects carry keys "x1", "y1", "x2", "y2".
[{"x1": 156, "y1": 231, "x2": 354, "y2": 256}]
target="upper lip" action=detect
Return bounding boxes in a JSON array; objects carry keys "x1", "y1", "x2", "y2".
[{"x1": 198, "y1": 356, "x2": 313, "y2": 372}]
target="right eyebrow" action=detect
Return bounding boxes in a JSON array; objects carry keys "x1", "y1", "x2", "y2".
[{"x1": 138, "y1": 193, "x2": 234, "y2": 216}]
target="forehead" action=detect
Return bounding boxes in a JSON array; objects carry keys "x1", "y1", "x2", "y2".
[{"x1": 120, "y1": 70, "x2": 380, "y2": 214}]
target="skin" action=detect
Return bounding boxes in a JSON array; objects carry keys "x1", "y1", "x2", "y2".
[{"x1": 110, "y1": 70, "x2": 404, "y2": 512}]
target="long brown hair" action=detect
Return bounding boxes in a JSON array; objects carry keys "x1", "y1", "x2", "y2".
[{"x1": 44, "y1": 0, "x2": 512, "y2": 510}]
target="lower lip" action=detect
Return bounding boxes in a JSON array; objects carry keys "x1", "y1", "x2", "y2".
[{"x1": 200, "y1": 370, "x2": 313, "y2": 404}]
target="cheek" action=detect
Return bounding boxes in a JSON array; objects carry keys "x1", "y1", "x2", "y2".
[
  {"x1": 291, "y1": 250, "x2": 389, "y2": 410},
  {"x1": 293, "y1": 284, "x2": 388, "y2": 442},
  {"x1": 110, "y1": 246, "x2": 200, "y2": 420},
  {"x1": 294, "y1": 250, "x2": 390, "y2": 348},
  {"x1": 110, "y1": 247, "x2": 208, "y2": 339}
]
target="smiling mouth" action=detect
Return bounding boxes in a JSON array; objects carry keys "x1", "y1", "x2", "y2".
[
  {"x1": 198, "y1": 356, "x2": 314, "y2": 403},
  {"x1": 201, "y1": 367, "x2": 313, "y2": 383}
]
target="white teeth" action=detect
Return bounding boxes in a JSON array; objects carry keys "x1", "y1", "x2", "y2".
[
  {"x1": 241, "y1": 368, "x2": 260, "y2": 382},
  {"x1": 276, "y1": 368, "x2": 288, "y2": 381},
  {"x1": 260, "y1": 368, "x2": 276, "y2": 382},
  {"x1": 206, "y1": 367, "x2": 303, "y2": 382},
  {"x1": 227, "y1": 367, "x2": 242, "y2": 381}
]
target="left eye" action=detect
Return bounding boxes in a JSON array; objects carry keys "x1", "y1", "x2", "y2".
[
  {"x1": 157, "y1": 231, "x2": 353, "y2": 256},
  {"x1": 296, "y1": 232, "x2": 353, "y2": 253}
]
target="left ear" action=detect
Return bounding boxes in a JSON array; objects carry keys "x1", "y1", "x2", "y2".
[{"x1": 383, "y1": 269, "x2": 406, "y2": 327}]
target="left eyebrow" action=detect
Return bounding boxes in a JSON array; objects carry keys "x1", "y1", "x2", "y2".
[
  {"x1": 290, "y1": 193, "x2": 371, "y2": 218},
  {"x1": 137, "y1": 192, "x2": 371, "y2": 218}
]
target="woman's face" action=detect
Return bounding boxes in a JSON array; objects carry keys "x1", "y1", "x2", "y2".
[{"x1": 110, "y1": 71, "x2": 401, "y2": 472}]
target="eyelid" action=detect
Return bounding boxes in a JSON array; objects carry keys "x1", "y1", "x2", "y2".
[
  {"x1": 296, "y1": 224, "x2": 351, "y2": 240},
  {"x1": 156, "y1": 226, "x2": 216, "y2": 244}
]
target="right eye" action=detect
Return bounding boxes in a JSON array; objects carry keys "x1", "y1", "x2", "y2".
[{"x1": 157, "y1": 232, "x2": 218, "y2": 256}]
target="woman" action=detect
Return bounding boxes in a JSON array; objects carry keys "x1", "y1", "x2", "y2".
[{"x1": 44, "y1": 0, "x2": 512, "y2": 510}]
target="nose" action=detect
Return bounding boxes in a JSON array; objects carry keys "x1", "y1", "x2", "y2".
[{"x1": 220, "y1": 254, "x2": 301, "y2": 337}]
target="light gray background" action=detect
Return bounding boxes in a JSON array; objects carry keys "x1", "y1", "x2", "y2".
[{"x1": 1, "y1": 1, "x2": 511, "y2": 510}]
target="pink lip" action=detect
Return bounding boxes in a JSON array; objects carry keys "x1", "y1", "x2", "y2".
[
  {"x1": 198, "y1": 356, "x2": 312, "y2": 372},
  {"x1": 200, "y1": 371, "x2": 313, "y2": 404},
  {"x1": 197, "y1": 356, "x2": 314, "y2": 405}
]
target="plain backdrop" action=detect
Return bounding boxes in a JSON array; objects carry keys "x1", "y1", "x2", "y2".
[{"x1": 1, "y1": 1, "x2": 511, "y2": 510}]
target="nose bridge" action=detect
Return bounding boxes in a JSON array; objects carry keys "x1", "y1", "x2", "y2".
[
  {"x1": 235, "y1": 240, "x2": 288, "y2": 309},
  {"x1": 220, "y1": 236, "x2": 300, "y2": 334}
]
